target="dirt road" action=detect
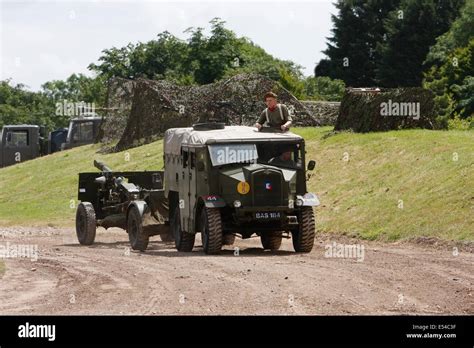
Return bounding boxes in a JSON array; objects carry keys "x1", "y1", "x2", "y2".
[{"x1": 0, "y1": 227, "x2": 472, "y2": 315}]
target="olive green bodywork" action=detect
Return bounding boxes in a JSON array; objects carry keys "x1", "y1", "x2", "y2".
[{"x1": 164, "y1": 126, "x2": 319, "y2": 241}]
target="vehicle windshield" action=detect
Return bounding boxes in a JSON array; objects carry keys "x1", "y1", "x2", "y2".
[
  {"x1": 208, "y1": 142, "x2": 302, "y2": 169},
  {"x1": 257, "y1": 142, "x2": 302, "y2": 169},
  {"x1": 70, "y1": 121, "x2": 94, "y2": 143},
  {"x1": 6, "y1": 130, "x2": 29, "y2": 147},
  {"x1": 208, "y1": 144, "x2": 258, "y2": 166}
]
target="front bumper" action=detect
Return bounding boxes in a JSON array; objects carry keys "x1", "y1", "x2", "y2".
[{"x1": 232, "y1": 205, "x2": 300, "y2": 229}]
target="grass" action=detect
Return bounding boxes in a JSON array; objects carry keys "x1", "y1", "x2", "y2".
[
  {"x1": 295, "y1": 127, "x2": 474, "y2": 242},
  {"x1": 0, "y1": 127, "x2": 472, "y2": 242}
]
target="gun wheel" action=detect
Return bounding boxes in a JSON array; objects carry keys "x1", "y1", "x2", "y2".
[
  {"x1": 76, "y1": 202, "x2": 96, "y2": 245},
  {"x1": 127, "y1": 206, "x2": 149, "y2": 251}
]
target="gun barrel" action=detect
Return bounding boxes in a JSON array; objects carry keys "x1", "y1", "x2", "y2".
[{"x1": 94, "y1": 160, "x2": 112, "y2": 173}]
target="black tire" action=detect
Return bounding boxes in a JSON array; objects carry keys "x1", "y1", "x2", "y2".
[
  {"x1": 261, "y1": 231, "x2": 283, "y2": 250},
  {"x1": 171, "y1": 207, "x2": 195, "y2": 252},
  {"x1": 222, "y1": 234, "x2": 236, "y2": 246},
  {"x1": 127, "y1": 206, "x2": 149, "y2": 251},
  {"x1": 76, "y1": 202, "x2": 96, "y2": 245},
  {"x1": 201, "y1": 207, "x2": 223, "y2": 254},
  {"x1": 292, "y1": 207, "x2": 315, "y2": 253}
]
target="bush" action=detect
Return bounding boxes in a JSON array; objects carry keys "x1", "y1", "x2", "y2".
[{"x1": 448, "y1": 115, "x2": 474, "y2": 130}]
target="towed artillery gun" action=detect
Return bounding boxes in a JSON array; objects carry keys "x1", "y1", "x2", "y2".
[
  {"x1": 75, "y1": 160, "x2": 169, "y2": 251},
  {"x1": 75, "y1": 123, "x2": 320, "y2": 254}
]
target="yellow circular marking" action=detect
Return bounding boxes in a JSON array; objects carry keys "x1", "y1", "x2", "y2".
[{"x1": 237, "y1": 181, "x2": 250, "y2": 195}]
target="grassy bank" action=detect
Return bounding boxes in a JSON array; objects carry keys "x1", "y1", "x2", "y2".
[{"x1": 0, "y1": 127, "x2": 472, "y2": 242}]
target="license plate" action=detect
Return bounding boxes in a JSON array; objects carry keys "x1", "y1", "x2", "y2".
[{"x1": 254, "y1": 212, "x2": 281, "y2": 220}]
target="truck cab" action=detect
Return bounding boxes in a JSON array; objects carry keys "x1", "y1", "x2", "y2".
[
  {"x1": 164, "y1": 124, "x2": 319, "y2": 254},
  {"x1": 0, "y1": 125, "x2": 42, "y2": 168},
  {"x1": 63, "y1": 115, "x2": 102, "y2": 150}
]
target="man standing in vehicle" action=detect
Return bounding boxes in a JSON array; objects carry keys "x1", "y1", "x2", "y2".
[{"x1": 255, "y1": 92, "x2": 292, "y2": 131}]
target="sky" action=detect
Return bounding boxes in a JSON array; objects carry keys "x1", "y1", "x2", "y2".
[{"x1": 0, "y1": 0, "x2": 337, "y2": 91}]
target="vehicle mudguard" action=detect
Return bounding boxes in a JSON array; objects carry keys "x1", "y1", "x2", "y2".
[
  {"x1": 200, "y1": 195, "x2": 226, "y2": 208},
  {"x1": 127, "y1": 200, "x2": 148, "y2": 217},
  {"x1": 297, "y1": 193, "x2": 321, "y2": 207}
]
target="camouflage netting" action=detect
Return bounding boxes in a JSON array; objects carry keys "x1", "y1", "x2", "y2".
[
  {"x1": 300, "y1": 101, "x2": 340, "y2": 126},
  {"x1": 102, "y1": 74, "x2": 318, "y2": 151},
  {"x1": 334, "y1": 88, "x2": 435, "y2": 132}
]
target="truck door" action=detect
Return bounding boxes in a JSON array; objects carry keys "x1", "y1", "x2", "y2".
[
  {"x1": 177, "y1": 148, "x2": 198, "y2": 233},
  {"x1": 178, "y1": 148, "x2": 191, "y2": 232},
  {"x1": 188, "y1": 149, "x2": 197, "y2": 233}
]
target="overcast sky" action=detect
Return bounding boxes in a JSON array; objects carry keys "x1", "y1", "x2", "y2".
[{"x1": 1, "y1": 0, "x2": 336, "y2": 91}]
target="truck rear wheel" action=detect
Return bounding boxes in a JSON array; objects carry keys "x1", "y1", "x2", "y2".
[
  {"x1": 171, "y1": 208, "x2": 195, "y2": 252},
  {"x1": 292, "y1": 207, "x2": 315, "y2": 253},
  {"x1": 201, "y1": 207, "x2": 223, "y2": 255},
  {"x1": 261, "y1": 231, "x2": 282, "y2": 251},
  {"x1": 127, "y1": 206, "x2": 149, "y2": 251},
  {"x1": 76, "y1": 202, "x2": 96, "y2": 245}
]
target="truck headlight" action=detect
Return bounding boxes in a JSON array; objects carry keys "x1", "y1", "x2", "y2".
[
  {"x1": 295, "y1": 198, "x2": 304, "y2": 207},
  {"x1": 233, "y1": 200, "x2": 242, "y2": 208}
]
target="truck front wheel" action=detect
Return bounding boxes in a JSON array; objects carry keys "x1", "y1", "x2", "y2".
[
  {"x1": 76, "y1": 202, "x2": 96, "y2": 245},
  {"x1": 200, "y1": 207, "x2": 223, "y2": 255},
  {"x1": 260, "y1": 231, "x2": 282, "y2": 251},
  {"x1": 292, "y1": 207, "x2": 315, "y2": 253}
]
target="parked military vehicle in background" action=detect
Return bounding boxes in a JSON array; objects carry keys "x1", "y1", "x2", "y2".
[
  {"x1": 0, "y1": 125, "x2": 46, "y2": 168},
  {"x1": 48, "y1": 127, "x2": 68, "y2": 154},
  {"x1": 63, "y1": 114, "x2": 102, "y2": 150},
  {"x1": 75, "y1": 123, "x2": 319, "y2": 254},
  {"x1": 0, "y1": 114, "x2": 103, "y2": 168}
]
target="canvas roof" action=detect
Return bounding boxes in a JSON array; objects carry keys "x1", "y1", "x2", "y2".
[{"x1": 164, "y1": 126, "x2": 303, "y2": 155}]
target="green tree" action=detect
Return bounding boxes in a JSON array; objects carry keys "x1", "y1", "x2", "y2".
[
  {"x1": 424, "y1": 39, "x2": 474, "y2": 122},
  {"x1": 0, "y1": 80, "x2": 56, "y2": 129},
  {"x1": 316, "y1": 0, "x2": 400, "y2": 87},
  {"x1": 185, "y1": 18, "x2": 240, "y2": 84},
  {"x1": 376, "y1": 0, "x2": 464, "y2": 87},
  {"x1": 42, "y1": 73, "x2": 106, "y2": 106},
  {"x1": 88, "y1": 18, "x2": 306, "y2": 96},
  {"x1": 303, "y1": 76, "x2": 346, "y2": 101},
  {"x1": 423, "y1": 1, "x2": 474, "y2": 122},
  {"x1": 88, "y1": 32, "x2": 190, "y2": 83}
]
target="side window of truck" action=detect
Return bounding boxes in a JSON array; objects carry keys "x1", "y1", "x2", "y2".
[
  {"x1": 182, "y1": 150, "x2": 188, "y2": 168},
  {"x1": 190, "y1": 152, "x2": 195, "y2": 169},
  {"x1": 6, "y1": 130, "x2": 29, "y2": 147}
]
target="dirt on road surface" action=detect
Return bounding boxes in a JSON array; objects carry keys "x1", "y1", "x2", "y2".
[{"x1": 0, "y1": 226, "x2": 472, "y2": 315}]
